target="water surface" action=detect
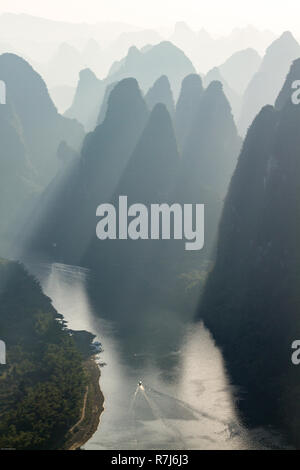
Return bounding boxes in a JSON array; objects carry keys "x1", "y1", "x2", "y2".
[{"x1": 29, "y1": 262, "x2": 290, "y2": 450}]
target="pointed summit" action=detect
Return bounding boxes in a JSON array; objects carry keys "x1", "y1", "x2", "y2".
[
  {"x1": 204, "y1": 79, "x2": 224, "y2": 95},
  {"x1": 239, "y1": 31, "x2": 300, "y2": 135},
  {"x1": 181, "y1": 80, "x2": 241, "y2": 198},
  {"x1": 101, "y1": 77, "x2": 147, "y2": 128},
  {"x1": 116, "y1": 103, "x2": 179, "y2": 204},
  {"x1": 69, "y1": 40, "x2": 196, "y2": 131},
  {"x1": 275, "y1": 57, "x2": 300, "y2": 110},
  {"x1": 82, "y1": 103, "x2": 180, "y2": 315},
  {"x1": 262, "y1": 31, "x2": 300, "y2": 70},
  {"x1": 25, "y1": 78, "x2": 149, "y2": 263},
  {"x1": 267, "y1": 31, "x2": 299, "y2": 54},
  {"x1": 0, "y1": 53, "x2": 83, "y2": 184},
  {"x1": 65, "y1": 67, "x2": 103, "y2": 130},
  {"x1": 46, "y1": 42, "x2": 82, "y2": 88},
  {"x1": 0, "y1": 53, "x2": 57, "y2": 122},
  {"x1": 218, "y1": 48, "x2": 261, "y2": 95},
  {"x1": 109, "y1": 40, "x2": 196, "y2": 98},
  {"x1": 79, "y1": 67, "x2": 98, "y2": 83},
  {"x1": 204, "y1": 67, "x2": 241, "y2": 120},
  {"x1": 145, "y1": 75, "x2": 175, "y2": 117},
  {"x1": 126, "y1": 46, "x2": 141, "y2": 64}
]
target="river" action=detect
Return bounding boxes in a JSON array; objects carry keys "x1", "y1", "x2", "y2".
[{"x1": 27, "y1": 262, "x2": 290, "y2": 450}]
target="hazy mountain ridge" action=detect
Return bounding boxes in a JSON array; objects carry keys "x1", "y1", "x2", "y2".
[
  {"x1": 66, "y1": 41, "x2": 195, "y2": 130},
  {"x1": 217, "y1": 48, "x2": 261, "y2": 95},
  {"x1": 238, "y1": 31, "x2": 300, "y2": 135},
  {"x1": 170, "y1": 21, "x2": 274, "y2": 72},
  {"x1": 0, "y1": 53, "x2": 84, "y2": 256},
  {"x1": 22, "y1": 78, "x2": 149, "y2": 263},
  {"x1": 145, "y1": 75, "x2": 175, "y2": 117},
  {"x1": 22, "y1": 69, "x2": 241, "y2": 325},
  {"x1": 0, "y1": 53, "x2": 84, "y2": 184},
  {"x1": 175, "y1": 73, "x2": 204, "y2": 149}
]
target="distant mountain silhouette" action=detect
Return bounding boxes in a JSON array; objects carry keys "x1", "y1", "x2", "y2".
[
  {"x1": 175, "y1": 74, "x2": 204, "y2": 149},
  {"x1": 226, "y1": 25, "x2": 275, "y2": 54},
  {"x1": 170, "y1": 22, "x2": 209, "y2": 71},
  {"x1": 44, "y1": 42, "x2": 83, "y2": 88},
  {"x1": 109, "y1": 41, "x2": 195, "y2": 97},
  {"x1": 25, "y1": 72, "x2": 242, "y2": 328},
  {"x1": 107, "y1": 29, "x2": 163, "y2": 65},
  {"x1": 65, "y1": 68, "x2": 104, "y2": 130},
  {"x1": 23, "y1": 78, "x2": 148, "y2": 263},
  {"x1": 180, "y1": 80, "x2": 241, "y2": 199},
  {"x1": 238, "y1": 31, "x2": 300, "y2": 135},
  {"x1": 200, "y1": 58, "x2": 300, "y2": 447},
  {"x1": 0, "y1": 53, "x2": 84, "y2": 186},
  {"x1": 145, "y1": 75, "x2": 175, "y2": 117},
  {"x1": 115, "y1": 103, "x2": 179, "y2": 203},
  {"x1": 66, "y1": 41, "x2": 195, "y2": 130},
  {"x1": 83, "y1": 79, "x2": 241, "y2": 319},
  {"x1": 218, "y1": 48, "x2": 261, "y2": 95},
  {"x1": 81, "y1": 38, "x2": 103, "y2": 77},
  {"x1": 171, "y1": 80, "x2": 242, "y2": 291},
  {"x1": 83, "y1": 103, "x2": 181, "y2": 316},
  {"x1": 0, "y1": 53, "x2": 84, "y2": 255},
  {"x1": 204, "y1": 67, "x2": 241, "y2": 122},
  {"x1": 170, "y1": 22, "x2": 273, "y2": 73},
  {"x1": 35, "y1": 39, "x2": 104, "y2": 90}
]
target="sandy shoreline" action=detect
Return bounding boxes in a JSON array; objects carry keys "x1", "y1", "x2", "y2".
[{"x1": 64, "y1": 358, "x2": 104, "y2": 450}]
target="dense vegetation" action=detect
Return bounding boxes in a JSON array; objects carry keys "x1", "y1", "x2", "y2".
[
  {"x1": 0, "y1": 260, "x2": 88, "y2": 450},
  {"x1": 2, "y1": 26, "x2": 300, "y2": 449}
]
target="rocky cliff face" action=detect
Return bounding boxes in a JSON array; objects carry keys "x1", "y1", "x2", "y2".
[{"x1": 200, "y1": 58, "x2": 300, "y2": 446}]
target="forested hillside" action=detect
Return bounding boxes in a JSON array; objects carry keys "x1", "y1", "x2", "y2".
[{"x1": 0, "y1": 259, "x2": 92, "y2": 450}]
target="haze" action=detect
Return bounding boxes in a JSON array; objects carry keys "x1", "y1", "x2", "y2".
[{"x1": 0, "y1": 0, "x2": 300, "y2": 34}]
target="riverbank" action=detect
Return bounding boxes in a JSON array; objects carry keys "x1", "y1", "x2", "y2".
[{"x1": 64, "y1": 358, "x2": 104, "y2": 450}]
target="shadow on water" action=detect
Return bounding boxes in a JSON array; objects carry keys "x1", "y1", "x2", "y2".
[{"x1": 26, "y1": 261, "x2": 293, "y2": 450}]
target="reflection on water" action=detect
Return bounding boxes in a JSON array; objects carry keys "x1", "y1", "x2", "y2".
[{"x1": 27, "y1": 262, "x2": 291, "y2": 450}]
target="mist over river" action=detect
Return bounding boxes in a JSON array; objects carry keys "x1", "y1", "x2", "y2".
[{"x1": 26, "y1": 262, "x2": 291, "y2": 450}]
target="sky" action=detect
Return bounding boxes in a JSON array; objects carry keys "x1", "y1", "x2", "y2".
[{"x1": 0, "y1": 0, "x2": 299, "y2": 34}]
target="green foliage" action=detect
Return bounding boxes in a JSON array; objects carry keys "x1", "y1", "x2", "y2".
[{"x1": 0, "y1": 261, "x2": 87, "y2": 450}]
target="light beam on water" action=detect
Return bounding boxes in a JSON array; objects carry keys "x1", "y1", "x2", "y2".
[{"x1": 27, "y1": 261, "x2": 292, "y2": 450}]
